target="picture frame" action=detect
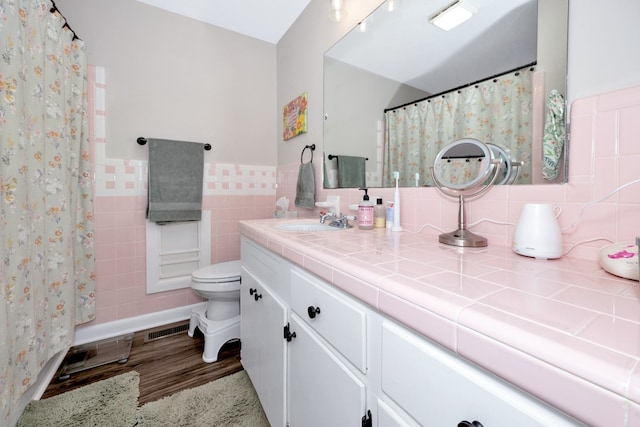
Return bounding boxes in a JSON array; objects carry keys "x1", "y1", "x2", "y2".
[{"x1": 283, "y1": 92, "x2": 308, "y2": 141}]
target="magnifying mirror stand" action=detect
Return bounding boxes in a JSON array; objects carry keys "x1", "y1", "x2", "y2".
[
  {"x1": 439, "y1": 194, "x2": 488, "y2": 247},
  {"x1": 432, "y1": 159, "x2": 502, "y2": 248}
]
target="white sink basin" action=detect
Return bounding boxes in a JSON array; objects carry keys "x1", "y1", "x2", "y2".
[{"x1": 275, "y1": 222, "x2": 342, "y2": 232}]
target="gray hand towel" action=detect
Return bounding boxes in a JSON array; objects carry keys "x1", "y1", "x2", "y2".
[
  {"x1": 295, "y1": 162, "x2": 315, "y2": 209},
  {"x1": 147, "y1": 138, "x2": 204, "y2": 222},
  {"x1": 337, "y1": 156, "x2": 366, "y2": 188}
]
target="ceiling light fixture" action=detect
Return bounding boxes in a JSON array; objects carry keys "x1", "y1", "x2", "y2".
[
  {"x1": 329, "y1": 0, "x2": 347, "y2": 22},
  {"x1": 430, "y1": 1, "x2": 474, "y2": 31},
  {"x1": 386, "y1": 0, "x2": 401, "y2": 12}
]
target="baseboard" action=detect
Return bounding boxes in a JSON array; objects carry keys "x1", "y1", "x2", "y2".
[
  {"x1": 73, "y1": 302, "x2": 206, "y2": 345},
  {"x1": 12, "y1": 302, "x2": 207, "y2": 426}
]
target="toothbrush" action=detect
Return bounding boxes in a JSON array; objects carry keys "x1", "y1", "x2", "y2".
[{"x1": 392, "y1": 171, "x2": 402, "y2": 231}]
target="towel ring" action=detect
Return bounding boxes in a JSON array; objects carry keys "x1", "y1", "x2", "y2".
[{"x1": 301, "y1": 144, "x2": 315, "y2": 164}]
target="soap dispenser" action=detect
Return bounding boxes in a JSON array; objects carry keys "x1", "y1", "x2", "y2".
[{"x1": 358, "y1": 188, "x2": 374, "y2": 230}]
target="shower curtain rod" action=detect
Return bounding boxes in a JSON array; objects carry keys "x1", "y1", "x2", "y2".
[
  {"x1": 137, "y1": 137, "x2": 212, "y2": 151},
  {"x1": 50, "y1": 0, "x2": 79, "y2": 40},
  {"x1": 384, "y1": 61, "x2": 537, "y2": 113}
]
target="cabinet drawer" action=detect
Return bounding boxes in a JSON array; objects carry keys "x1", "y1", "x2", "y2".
[
  {"x1": 290, "y1": 267, "x2": 367, "y2": 373},
  {"x1": 241, "y1": 237, "x2": 288, "y2": 299},
  {"x1": 381, "y1": 322, "x2": 581, "y2": 427}
]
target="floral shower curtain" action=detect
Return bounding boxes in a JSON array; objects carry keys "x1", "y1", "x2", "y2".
[
  {"x1": 383, "y1": 68, "x2": 534, "y2": 187},
  {"x1": 0, "y1": 0, "x2": 95, "y2": 422}
]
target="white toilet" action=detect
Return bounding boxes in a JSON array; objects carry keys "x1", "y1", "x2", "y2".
[{"x1": 188, "y1": 260, "x2": 242, "y2": 363}]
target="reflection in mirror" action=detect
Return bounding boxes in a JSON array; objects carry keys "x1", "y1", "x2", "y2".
[
  {"x1": 433, "y1": 139, "x2": 492, "y2": 191},
  {"x1": 431, "y1": 138, "x2": 502, "y2": 247},
  {"x1": 487, "y1": 143, "x2": 524, "y2": 185},
  {"x1": 323, "y1": 0, "x2": 569, "y2": 188}
]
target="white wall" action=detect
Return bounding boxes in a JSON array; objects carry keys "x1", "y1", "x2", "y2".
[
  {"x1": 276, "y1": 0, "x2": 383, "y2": 166},
  {"x1": 57, "y1": 0, "x2": 278, "y2": 166},
  {"x1": 278, "y1": 0, "x2": 640, "y2": 167},
  {"x1": 567, "y1": 0, "x2": 640, "y2": 103}
]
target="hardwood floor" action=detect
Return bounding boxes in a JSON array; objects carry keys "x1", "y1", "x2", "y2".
[{"x1": 42, "y1": 320, "x2": 243, "y2": 405}]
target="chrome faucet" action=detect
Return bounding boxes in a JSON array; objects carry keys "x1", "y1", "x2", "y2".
[
  {"x1": 319, "y1": 211, "x2": 337, "y2": 224},
  {"x1": 329, "y1": 214, "x2": 356, "y2": 229}
]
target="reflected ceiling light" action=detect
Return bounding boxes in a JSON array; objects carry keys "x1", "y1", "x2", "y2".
[
  {"x1": 430, "y1": 1, "x2": 474, "y2": 31},
  {"x1": 329, "y1": 0, "x2": 347, "y2": 22},
  {"x1": 359, "y1": 19, "x2": 369, "y2": 32},
  {"x1": 386, "y1": 0, "x2": 401, "y2": 12}
]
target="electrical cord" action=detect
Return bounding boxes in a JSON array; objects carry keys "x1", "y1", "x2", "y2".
[
  {"x1": 562, "y1": 177, "x2": 640, "y2": 232},
  {"x1": 467, "y1": 218, "x2": 515, "y2": 228},
  {"x1": 562, "y1": 237, "x2": 614, "y2": 257}
]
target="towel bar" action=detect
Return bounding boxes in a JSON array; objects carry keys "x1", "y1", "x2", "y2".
[
  {"x1": 328, "y1": 154, "x2": 368, "y2": 161},
  {"x1": 137, "y1": 137, "x2": 211, "y2": 151}
]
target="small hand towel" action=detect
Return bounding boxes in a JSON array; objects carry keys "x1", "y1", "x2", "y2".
[
  {"x1": 337, "y1": 155, "x2": 366, "y2": 188},
  {"x1": 295, "y1": 162, "x2": 315, "y2": 209},
  {"x1": 147, "y1": 138, "x2": 204, "y2": 222},
  {"x1": 542, "y1": 90, "x2": 566, "y2": 181}
]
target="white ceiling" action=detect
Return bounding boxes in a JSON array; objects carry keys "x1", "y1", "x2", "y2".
[
  {"x1": 135, "y1": 0, "x2": 311, "y2": 44},
  {"x1": 135, "y1": 0, "x2": 538, "y2": 95},
  {"x1": 326, "y1": 0, "x2": 537, "y2": 94}
]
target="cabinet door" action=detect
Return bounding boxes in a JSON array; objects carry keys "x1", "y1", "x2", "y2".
[
  {"x1": 288, "y1": 314, "x2": 366, "y2": 427},
  {"x1": 240, "y1": 267, "x2": 288, "y2": 427}
]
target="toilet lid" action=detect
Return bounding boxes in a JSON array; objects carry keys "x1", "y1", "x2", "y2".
[{"x1": 192, "y1": 260, "x2": 242, "y2": 283}]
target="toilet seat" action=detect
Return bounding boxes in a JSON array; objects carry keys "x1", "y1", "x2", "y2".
[{"x1": 191, "y1": 260, "x2": 241, "y2": 283}]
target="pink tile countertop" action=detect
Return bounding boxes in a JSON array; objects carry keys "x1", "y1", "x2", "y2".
[{"x1": 239, "y1": 218, "x2": 640, "y2": 427}]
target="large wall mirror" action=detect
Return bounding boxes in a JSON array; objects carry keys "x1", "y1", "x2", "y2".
[{"x1": 323, "y1": 0, "x2": 569, "y2": 188}]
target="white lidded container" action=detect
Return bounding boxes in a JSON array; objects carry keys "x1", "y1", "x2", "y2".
[{"x1": 512, "y1": 203, "x2": 563, "y2": 259}]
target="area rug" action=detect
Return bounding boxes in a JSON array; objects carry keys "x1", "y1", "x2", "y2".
[
  {"x1": 17, "y1": 371, "x2": 140, "y2": 427},
  {"x1": 17, "y1": 370, "x2": 267, "y2": 427},
  {"x1": 135, "y1": 370, "x2": 269, "y2": 426}
]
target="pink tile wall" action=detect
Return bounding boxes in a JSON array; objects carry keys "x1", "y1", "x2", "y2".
[
  {"x1": 92, "y1": 194, "x2": 275, "y2": 324},
  {"x1": 279, "y1": 84, "x2": 640, "y2": 262}
]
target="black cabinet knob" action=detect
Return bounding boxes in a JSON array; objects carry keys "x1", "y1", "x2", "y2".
[
  {"x1": 457, "y1": 421, "x2": 483, "y2": 427},
  {"x1": 307, "y1": 305, "x2": 321, "y2": 319},
  {"x1": 249, "y1": 288, "x2": 262, "y2": 301}
]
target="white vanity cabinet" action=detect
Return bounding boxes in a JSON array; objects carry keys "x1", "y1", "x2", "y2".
[
  {"x1": 240, "y1": 237, "x2": 582, "y2": 427},
  {"x1": 240, "y1": 239, "x2": 289, "y2": 427}
]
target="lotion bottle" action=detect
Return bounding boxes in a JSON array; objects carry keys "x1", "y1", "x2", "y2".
[
  {"x1": 374, "y1": 198, "x2": 386, "y2": 228},
  {"x1": 358, "y1": 188, "x2": 374, "y2": 230}
]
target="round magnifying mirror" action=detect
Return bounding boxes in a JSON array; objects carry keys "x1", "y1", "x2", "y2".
[{"x1": 433, "y1": 138, "x2": 494, "y2": 192}]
